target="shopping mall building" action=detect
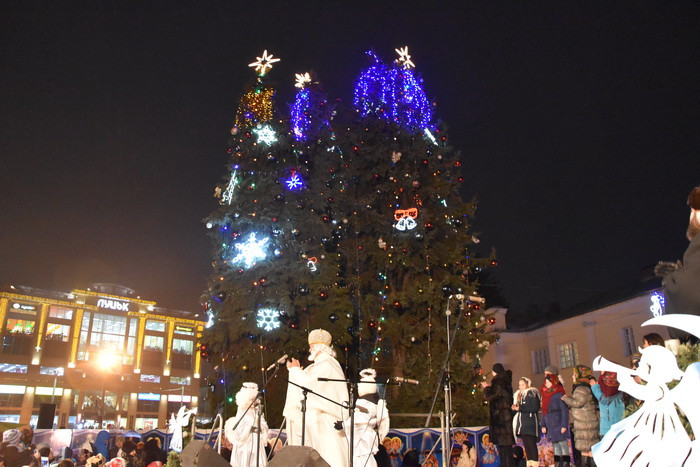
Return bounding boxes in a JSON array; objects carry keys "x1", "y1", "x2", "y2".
[{"x1": 0, "y1": 283, "x2": 206, "y2": 430}]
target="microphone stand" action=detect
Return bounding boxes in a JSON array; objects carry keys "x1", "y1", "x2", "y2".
[
  {"x1": 228, "y1": 359, "x2": 285, "y2": 467},
  {"x1": 424, "y1": 295, "x2": 466, "y2": 467},
  {"x1": 288, "y1": 378, "x2": 355, "y2": 467}
]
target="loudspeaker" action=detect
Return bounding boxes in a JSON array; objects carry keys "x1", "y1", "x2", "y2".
[
  {"x1": 268, "y1": 445, "x2": 331, "y2": 467},
  {"x1": 179, "y1": 440, "x2": 229, "y2": 467},
  {"x1": 37, "y1": 403, "x2": 56, "y2": 429}
]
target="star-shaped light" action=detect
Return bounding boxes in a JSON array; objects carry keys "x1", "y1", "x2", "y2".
[
  {"x1": 231, "y1": 232, "x2": 270, "y2": 269},
  {"x1": 253, "y1": 124, "x2": 277, "y2": 145},
  {"x1": 248, "y1": 50, "x2": 281, "y2": 76},
  {"x1": 395, "y1": 46, "x2": 415, "y2": 69},
  {"x1": 295, "y1": 72, "x2": 312, "y2": 89},
  {"x1": 285, "y1": 171, "x2": 303, "y2": 190}
]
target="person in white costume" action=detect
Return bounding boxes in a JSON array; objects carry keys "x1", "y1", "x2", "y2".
[
  {"x1": 284, "y1": 328, "x2": 350, "y2": 467},
  {"x1": 224, "y1": 382, "x2": 269, "y2": 467},
  {"x1": 344, "y1": 369, "x2": 390, "y2": 467}
]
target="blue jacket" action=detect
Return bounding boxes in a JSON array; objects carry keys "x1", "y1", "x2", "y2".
[
  {"x1": 542, "y1": 392, "x2": 569, "y2": 443},
  {"x1": 591, "y1": 384, "x2": 624, "y2": 435}
]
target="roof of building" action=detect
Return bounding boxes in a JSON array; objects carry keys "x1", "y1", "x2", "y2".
[{"x1": 507, "y1": 275, "x2": 662, "y2": 332}]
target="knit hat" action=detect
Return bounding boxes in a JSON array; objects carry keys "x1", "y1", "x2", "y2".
[
  {"x1": 308, "y1": 328, "x2": 332, "y2": 346},
  {"x1": 544, "y1": 365, "x2": 559, "y2": 375},
  {"x1": 492, "y1": 363, "x2": 505, "y2": 375},
  {"x1": 358, "y1": 369, "x2": 377, "y2": 396},
  {"x1": 688, "y1": 186, "x2": 700, "y2": 210}
]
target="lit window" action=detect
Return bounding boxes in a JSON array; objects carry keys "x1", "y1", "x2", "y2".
[
  {"x1": 145, "y1": 320, "x2": 166, "y2": 332},
  {"x1": 89, "y1": 313, "x2": 126, "y2": 351},
  {"x1": 49, "y1": 306, "x2": 73, "y2": 320},
  {"x1": 143, "y1": 335, "x2": 164, "y2": 351},
  {"x1": 140, "y1": 374, "x2": 161, "y2": 383},
  {"x1": 46, "y1": 323, "x2": 71, "y2": 342},
  {"x1": 172, "y1": 339, "x2": 193, "y2": 355},
  {"x1": 40, "y1": 367, "x2": 65, "y2": 376},
  {"x1": 558, "y1": 342, "x2": 579, "y2": 369},
  {"x1": 5, "y1": 319, "x2": 35, "y2": 334},
  {"x1": 0, "y1": 364, "x2": 27, "y2": 374}
]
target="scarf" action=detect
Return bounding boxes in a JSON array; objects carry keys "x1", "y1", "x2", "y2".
[
  {"x1": 598, "y1": 371, "x2": 620, "y2": 398},
  {"x1": 540, "y1": 377, "x2": 565, "y2": 414}
]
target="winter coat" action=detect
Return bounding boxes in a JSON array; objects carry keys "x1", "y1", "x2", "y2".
[
  {"x1": 562, "y1": 383, "x2": 600, "y2": 452},
  {"x1": 590, "y1": 384, "x2": 624, "y2": 435},
  {"x1": 513, "y1": 388, "x2": 541, "y2": 438},
  {"x1": 483, "y1": 370, "x2": 515, "y2": 446},
  {"x1": 542, "y1": 392, "x2": 569, "y2": 443}
]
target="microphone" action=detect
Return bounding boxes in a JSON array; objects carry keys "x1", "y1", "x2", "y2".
[
  {"x1": 266, "y1": 354, "x2": 288, "y2": 371},
  {"x1": 392, "y1": 376, "x2": 419, "y2": 385}
]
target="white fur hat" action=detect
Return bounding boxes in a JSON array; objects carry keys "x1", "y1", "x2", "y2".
[
  {"x1": 358, "y1": 368, "x2": 377, "y2": 396},
  {"x1": 235, "y1": 382, "x2": 259, "y2": 407},
  {"x1": 308, "y1": 328, "x2": 332, "y2": 346}
]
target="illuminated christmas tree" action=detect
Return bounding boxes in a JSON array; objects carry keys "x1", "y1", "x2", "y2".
[{"x1": 204, "y1": 48, "x2": 496, "y2": 426}]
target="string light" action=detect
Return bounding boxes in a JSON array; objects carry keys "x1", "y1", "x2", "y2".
[
  {"x1": 235, "y1": 85, "x2": 275, "y2": 127},
  {"x1": 353, "y1": 50, "x2": 433, "y2": 132}
]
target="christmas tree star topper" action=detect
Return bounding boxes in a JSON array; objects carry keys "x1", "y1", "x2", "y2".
[
  {"x1": 295, "y1": 72, "x2": 312, "y2": 89},
  {"x1": 248, "y1": 50, "x2": 281, "y2": 76},
  {"x1": 395, "y1": 46, "x2": 415, "y2": 69}
]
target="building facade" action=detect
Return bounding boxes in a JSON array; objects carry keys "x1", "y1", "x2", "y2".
[
  {"x1": 481, "y1": 288, "x2": 671, "y2": 389},
  {"x1": 0, "y1": 283, "x2": 206, "y2": 430}
]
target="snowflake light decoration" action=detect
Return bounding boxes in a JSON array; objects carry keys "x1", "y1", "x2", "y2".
[
  {"x1": 295, "y1": 72, "x2": 312, "y2": 89},
  {"x1": 256, "y1": 308, "x2": 281, "y2": 331},
  {"x1": 248, "y1": 50, "x2": 281, "y2": 76},
  {"x1": 285, "y1": 170, "x2": 304, "y2": 190},
  {"x1": 253, "y1": 124, "x2": 277, "y2": 146},
  {"x1": 395, "y1": 46, "x2": 415, "y2": 69},
  {"x1": 231, "y1": 232, "x2": 270, "y2": 269}
]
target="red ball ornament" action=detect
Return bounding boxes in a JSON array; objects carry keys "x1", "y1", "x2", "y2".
[
  {"x1": 425, "y1": 222, "x2": 434, "y2": 231},
  {"x1": 393, "y1": 300, "x2": 402, "y2": 309},
  {"x1": 237, "y1": 269, "x2": 244, "y2": 274},
  {"x1": 357, "y1": 245, "x2": 363, "y2": 251},
  {"x1": 319, "y1": 291, "x2": 328, "y2": 300},
  {"x1": 322, "y1": 215, "x2": 330, "y2": 223},
  {"x1": 488, "y1": 316, "x2": 496, "y2": 325}
]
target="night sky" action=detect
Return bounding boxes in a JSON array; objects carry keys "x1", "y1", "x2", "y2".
[{"x1": 2, "y1": 2, "x2": 697, "y2": 317}]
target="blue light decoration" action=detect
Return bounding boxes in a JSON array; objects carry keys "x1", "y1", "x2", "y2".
[
  {"x1": 290, "y1": 75, "x2": 331, "y2": 142},
  {"x1": 353, "y1": 50, "x2": 433, "y2": 133},
  {"x1": 650, "y1": 291, "x2": 665, "y2": 317},
  {"x1": 256, "y1": 308, "x2": 281, "y2": 331},
  {"x1": 231, "y1": 232, "x2": 270, "y2": 269},
  {"x1": 285, "y1": 170, "x2": 304, "y2": 190}
]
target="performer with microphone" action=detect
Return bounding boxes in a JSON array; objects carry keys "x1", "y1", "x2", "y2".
[
  {"x1": 224, "y1": 382, "x2": 269, "y2": 466},
  {"x1": 345, "y1": 369, "x2": 390, "y2": 467},
  {"x1": 283, "y1": 328, "x2": 349, "y2": 467}
]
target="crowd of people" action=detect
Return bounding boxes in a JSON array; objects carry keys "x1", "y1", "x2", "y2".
[
  {"x1": 0, "y1": 429, "x2": 167, "y2": 467},
  {"x1": 481, "y1": 332, "x2": 668, "y2": 467}
]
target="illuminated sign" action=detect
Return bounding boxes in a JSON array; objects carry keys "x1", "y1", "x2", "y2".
[
  {"x1": 12, "y1": 303, "x2": 36, "y2": 311},
  {"x1": 175, "y1": 325, "x2": 193, "y2": 334},
  {"x1": 96, "y1": 299, "x2": 129, "y2": 311}
]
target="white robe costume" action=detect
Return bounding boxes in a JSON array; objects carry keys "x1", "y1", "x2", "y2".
[
  {"x1": 344, "y1": 397, "x2": 389, "y2": 467},
  {"x1": 224, "y1": 405, "x2": 268, "y2": 466},
  {"x1": 284, "y1": 351, "x2": 350, "y2": 467}
]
